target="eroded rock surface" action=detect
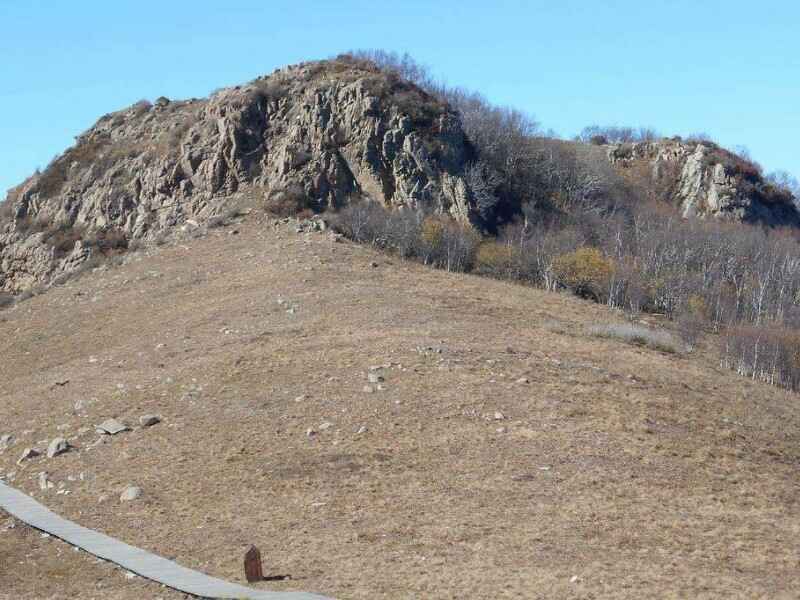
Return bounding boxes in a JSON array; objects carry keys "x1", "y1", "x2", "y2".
[
  {"x1": 607, "y1": 139, "x2": 799, "y2": 226},
  {"x1": 0, "y1": 60, "x2": 474, "y2": 292}
]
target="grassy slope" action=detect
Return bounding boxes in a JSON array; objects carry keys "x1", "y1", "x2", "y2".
[{"x1": 1, "y1": 213, "x2": 799, "y2": 599}]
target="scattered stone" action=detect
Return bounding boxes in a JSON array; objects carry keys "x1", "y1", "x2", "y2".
[
  {"x1": 46, "y1": 438, "x2": 69, "y2": 458},
  {"x1": 493, "y1": 411, "x2": 505, "y2": 421},
  {"x1": 96, "y1": 419, "x2": 131, "y2": 435},
  {"x1": 306, "y1": 428, "x2": 317, "y2": 437},
  {"x1": 319, "y1": 422, "x2": 333, "y2": 431},
  {"x1": 356, "y1": 426, "x2": 368, "y2": 435},
  {"x1": 286, "y1": 307, "x2": 296, "y2": 315},
  {"x1": 367, "y1": 372, "x2": 384, "y2": 384},
  {"x1": 0, "y1": 434, "x2": 13, "y2": 452},
  {"x1": 119, "y1": 486, "x2": 142, "y2": 502},
  {"x1": 38, "y1": 472, "x2": 54, "y2": 491},
  {"x1": 362, "y1": 385, "x2": 375, "y2": 394},
  {"x1": 516, "y1": 377, "x2": 530, "y2": 384},
  {"x1": 98, "y1": 494, "x2": 109, "y2": 504},
  {"x1": 369, "y1": 261, "x2": 379, "y2": 268},
  {"x1": 570, "y1": 575, "x2": 579, "y2": 583},
  {"x1": 139, "y1": 415, "x2": 161, "y2": 427},
  {"x1": 496, "y1": 427, "x2": 507, "y2": 434}
]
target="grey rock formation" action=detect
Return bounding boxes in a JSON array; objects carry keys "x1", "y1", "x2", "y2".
[
  {"x1": 46, "y1": 438, "x2": 69, "y2": 458},
  {"x1": 138, "y1": 414, "x2": 160, "y2": 427},
  {"x1": 96, "y1": 419, "x2": 131, "y2": 435},
  {"x1": 119, "y1": 485, "x2": 142, "y2": 502},
  {"x1": 17, "y1": 447, "x2": 40, "y2": 465},
  {"x1": 0, "y1": 59, "x2": 475, "y2": 293},
  {"x1": 607, "y1": 140, "x2": 799, "y2": 226}
]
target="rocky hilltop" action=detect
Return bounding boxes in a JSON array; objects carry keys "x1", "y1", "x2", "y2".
[
  {"x1": 0, "y1": 58, "x2": 473, "y2": 293},
  {"x1": 607, "y1": 138, "x2": 799, "y2": 226},
  {"x1": 1, "y1": 57, "x2": 798, "y2": 294}
]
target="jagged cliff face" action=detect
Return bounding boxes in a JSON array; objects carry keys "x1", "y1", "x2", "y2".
[
  {"x1": 0, "y1": 60, "x2": 473, "y2": 292},
  {"x1": 607, "y1": 140, "x2": 800, "y2": 226}
]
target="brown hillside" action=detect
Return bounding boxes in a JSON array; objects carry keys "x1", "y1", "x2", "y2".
[{"x1": 1, "y1": 213, "x2": 799, "y2": 599}]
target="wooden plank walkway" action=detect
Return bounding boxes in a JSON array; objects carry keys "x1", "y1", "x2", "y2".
[{"x1": 0, "y1": 481, "x2": 332, "y2": 599}]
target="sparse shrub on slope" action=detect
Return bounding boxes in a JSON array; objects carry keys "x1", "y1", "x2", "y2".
[
  {"x1": 474, "y1": 241, "x2": 518, "y2": 279},
  {"x1": 590, "y1": 323, "x2": 687, "y2": 355},
  {"x1": 265, "y1": 184, "x2": 314, "y2": 217},
  {"x1": 553, "y1": 247, "x2": 614, "y2": 301},
  {"x1": 418, "y1": 215, "x2": 480, "y2": 272}
]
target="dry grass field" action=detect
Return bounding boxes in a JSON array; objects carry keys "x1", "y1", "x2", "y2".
[{"x1": 1, "y1": 213, "x2": 799, "y2": 599}]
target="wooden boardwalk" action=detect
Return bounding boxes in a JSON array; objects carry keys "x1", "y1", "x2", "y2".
[{"x1": 0, "y1": 481, "x2": 331, "y2": 599}]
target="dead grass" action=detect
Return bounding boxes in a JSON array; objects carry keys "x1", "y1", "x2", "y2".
[
  {"x1": 589, "y1": 322, "x2": 688, "y2": 354},
  {"x1": 1, "y1": 214, "x2": 799, "y2": 599}
]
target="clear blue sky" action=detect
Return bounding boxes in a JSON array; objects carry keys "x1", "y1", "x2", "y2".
[{"x1": 2, "y1": 0, "x2": 799, "y2": 197}]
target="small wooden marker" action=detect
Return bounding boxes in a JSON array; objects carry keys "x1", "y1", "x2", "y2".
[{"x1": 244, "y1": 545, "x2": 264, "y2": 582}]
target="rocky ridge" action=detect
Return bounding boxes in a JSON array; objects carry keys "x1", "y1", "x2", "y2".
[
  {"x1": 2, "y1": 58, "x2": 799, "y2": 294},
  {"x1": 607, "y1": 139, "x2": 799, "y2": 226},
  {"x1": 0, "y1": 59, "x2": 473, "y2": 293}
]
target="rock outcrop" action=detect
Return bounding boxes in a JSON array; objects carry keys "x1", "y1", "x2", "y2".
[
  {"x1": 607, "y1": 139, "x2": 799, "y2": 226},
  {"x1": 0, "y1": 59, "x2": 474, "y2": 293}
]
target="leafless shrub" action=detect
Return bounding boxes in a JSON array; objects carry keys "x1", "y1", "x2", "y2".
[
  {"x1": 131, "y1": 99, "x2": 153, "y2": 118},
  {"x1": 723, "y1": 325, "x2": 800, "y2": 390},
  {"x1": 417, "y1": 215, "x2": 480, "y2": 272},
  {"x1": 330, "y1": 201, "x2": 390, "y2": 244},
  {"x1": 577, "y1": 125, "x2": 661, "y2": 144},
  {"x1": 264, "y1": 184, "x2": 314, "y2": 217},
  {"x1": 589, "y1": 323, "x2": 687, "y2": 354}
]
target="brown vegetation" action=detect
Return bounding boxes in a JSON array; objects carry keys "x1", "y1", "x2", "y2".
[{"x1": 2, "y1": 216, "x2": 800, "y2": 599}]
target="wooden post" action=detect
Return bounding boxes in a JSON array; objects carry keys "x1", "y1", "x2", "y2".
[{"x1": 244, "y1": 545, "x2": 264, "y2": 582}]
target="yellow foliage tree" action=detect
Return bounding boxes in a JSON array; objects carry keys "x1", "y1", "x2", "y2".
[{"x1": 553, "y1": 247, "x2": 614, "y2": 299}]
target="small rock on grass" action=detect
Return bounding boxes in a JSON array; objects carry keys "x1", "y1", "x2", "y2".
[
  {"x1": 120, "y1": 486, "x2": 142, "y2": 502},
  {"x1": 17, "y1": 447, "x2": 40, "y2": 465},
  {"x1": 367, "y1": 372, "x2": 384, "y2": 384},
  {"x1": 46, "y1": 438, "x2": 69, "y2": 458},
  {"x1": 139, "y1": 415, "x2": 161, "y2": 427},
  {"x1": 0, "y1": 434, "x2": 13, "y2": 452},
  {"x1": 96, "y1": 419, "x2": 131, "y2": 435},
  {"x1": 38, "y1": 472, "x2": 53, "y2": 491}
]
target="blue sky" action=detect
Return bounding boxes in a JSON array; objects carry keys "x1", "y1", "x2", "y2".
[{"x1": 1, "y1": 0, "x2": 798, "y2": 196}]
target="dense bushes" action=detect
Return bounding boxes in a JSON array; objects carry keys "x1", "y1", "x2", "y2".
[
  {"x1": 330, "y1": 192, "x2": 800, "y2": 392},
  {"x1": 331, "y1": 203, "x2": 479, "y2": 273},
  {"x1": 577, "y1": 125, "x2": 661, "y2": 144},
  {"x1": 552, "y1": 247, "x2": 613, "y2": 300},
  {"x1": 723, "y1": 326, "x2": 800, "y2": 390}
]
